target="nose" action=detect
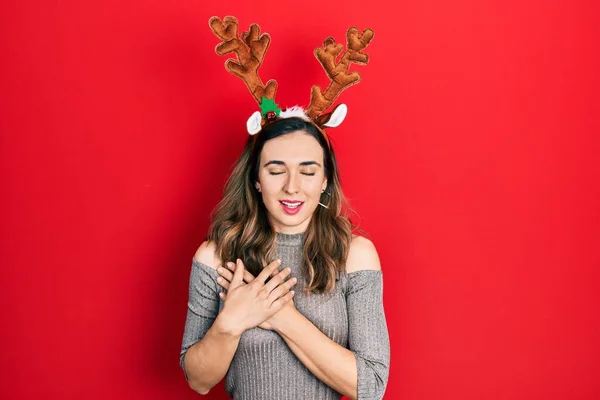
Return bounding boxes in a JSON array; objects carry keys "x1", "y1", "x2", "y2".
[{"x1": 284, "y1": 172, "x2": 300, "y2": 194}]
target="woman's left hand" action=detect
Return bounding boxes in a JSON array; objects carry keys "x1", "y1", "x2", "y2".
[{"x1": 216, "y1": 261, "x2": 297, "y2": 331}]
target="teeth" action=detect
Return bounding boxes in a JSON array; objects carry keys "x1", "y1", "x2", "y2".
[{"x1": 282, "y1": 202, "x2": 302, "y2": 208}]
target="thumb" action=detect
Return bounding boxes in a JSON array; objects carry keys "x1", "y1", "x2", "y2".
[{"x1": 230, "y1": 259, "x2": 245, "y2": 290}]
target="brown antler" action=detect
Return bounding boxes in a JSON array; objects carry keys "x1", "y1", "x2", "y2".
[
  {"x1": 208, "y1": 16, "x2": 277, "y2": 104},
  {"x1": 306, "y1": 27, "x2": 374, "y2": 119}
]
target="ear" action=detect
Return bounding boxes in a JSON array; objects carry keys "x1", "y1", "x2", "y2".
[
  {"x1": 321, "y1": 180, "x2": 328, "y2": 192},
  {"x1": 247, "y1": 111, "x2": 262, "y2": 135},
  {"x1": 255, "y1": 182, "x2": 262, "y2": 192},
  {"x1": 315, "y1": 104, "x2": 348, "y2": 128}
]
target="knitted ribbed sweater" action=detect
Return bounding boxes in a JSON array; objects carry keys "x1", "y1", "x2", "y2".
[{"x1": 180, "y1": 231, "x2": 390, "y2": 399}]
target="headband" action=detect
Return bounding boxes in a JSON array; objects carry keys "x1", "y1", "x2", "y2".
[{"x1": 208, "y1": 16, "x2": 374, "y2": 146}]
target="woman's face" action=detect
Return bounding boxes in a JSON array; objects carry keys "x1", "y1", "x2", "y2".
[{"x1": 255, "y1": 130, "x2": 328, "y2": 234}]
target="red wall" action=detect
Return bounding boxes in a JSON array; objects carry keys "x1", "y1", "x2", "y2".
[{"x1": 1, "y1": 1, "x2": 599, "y2": 399}]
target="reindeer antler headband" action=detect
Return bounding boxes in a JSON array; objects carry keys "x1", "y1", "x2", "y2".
[{"x1": 208, "y1": 16, "x2": 374, "y2": 145}]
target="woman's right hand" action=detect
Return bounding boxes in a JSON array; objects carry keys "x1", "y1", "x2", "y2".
[{"x1": 216, "y1": 258, "x2": 296, "y2": 336}]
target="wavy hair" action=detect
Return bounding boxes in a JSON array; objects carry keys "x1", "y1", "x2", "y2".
[{"x1": 207, "y1": 117, "x2": 360, "y2": 293}]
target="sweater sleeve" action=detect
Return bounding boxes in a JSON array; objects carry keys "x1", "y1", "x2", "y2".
[
  {"x1": 179, "y1": 257, "x2": 222, "y2": 380},
  {"x1": 345, "y1": 270, "x2": 391, "y2": 400}
]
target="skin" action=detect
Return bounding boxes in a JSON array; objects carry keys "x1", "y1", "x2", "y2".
[
  {"x1": 185, "y1": 130, "x2": 382, "y2": 399},
  {"x1": 255, "y1": 131, "x2": 328, "y2": 234}
]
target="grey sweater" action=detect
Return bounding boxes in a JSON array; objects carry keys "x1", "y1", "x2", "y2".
[{"x1": 180, "y1": 231, "x2": 390, "y2": 399}]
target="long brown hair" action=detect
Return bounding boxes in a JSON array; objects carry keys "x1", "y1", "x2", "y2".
[{"x1": 207, "y1": 117, "x2": 359, "y2": 293}]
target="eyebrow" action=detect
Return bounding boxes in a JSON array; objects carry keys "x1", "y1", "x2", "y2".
[{"x1": 263, "y1": 160, "x2": 322, "y2": 168}]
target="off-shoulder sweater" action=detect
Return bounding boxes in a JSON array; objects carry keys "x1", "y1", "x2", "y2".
[{"x1": 180, "y1": 231, "x2": 390, "y2": 399}]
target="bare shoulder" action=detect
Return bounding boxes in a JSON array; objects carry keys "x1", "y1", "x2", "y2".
[
  {"x1": 193, "y1": 240, "x2": 222, "y2": 270},
  {"x1": 345, "y1": 234, "x2": 382, "y2": 273}
]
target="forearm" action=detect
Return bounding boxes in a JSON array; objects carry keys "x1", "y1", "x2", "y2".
[
  {"x1": 275, "y1": 311, "x2": 358, "y2": 400},
  {"x1": 183, "y1": 315, "x2": 241, "y2": 394}
]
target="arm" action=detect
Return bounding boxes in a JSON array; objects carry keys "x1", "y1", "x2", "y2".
[
  {"x1": 182, "y1": 246, "x2": 295, "y2": 394},
  {"x1": 274, "y1": 309, "x2": 359, "y2": 398},
  {"x1": 180, "y1": 242, "x2": 240, "y2": 395},
  {"x1": 344, "y1": 269, "x2": 390, "y2": 399},
  {"x1": 272, "y1": 236, "x2": 391, "y2": 399},
  {"x1": 183, "y1": 316, "x2": 241, "y2": 394}
]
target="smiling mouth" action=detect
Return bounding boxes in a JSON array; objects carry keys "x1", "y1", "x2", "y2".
[
  {"x1": 280, "y1": 201, "x2": 304, "y2": 208},
  {"x1": 279, "y1": 201, "x2": 304, "y2": 215}
]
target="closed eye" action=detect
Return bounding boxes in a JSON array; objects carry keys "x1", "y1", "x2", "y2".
[{"x1": 268, "y1": 172, "x2": 316, "y2": 176}]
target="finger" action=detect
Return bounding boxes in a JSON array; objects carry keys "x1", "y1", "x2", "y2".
[
  {"x1": 225, "y1": 261, "x2": 235, "y2": 272},
  {"x1": 244, "y1": 270, "x2": 256, "y2": 284},
  {"x1": 270, "y1": 290, "x2": 295, "y2": 309},
  {"x1": 217, "y1": 266, "x2": 234, "y2": 283},
  {"x1": 216, "y1": 275, "x2": 230, "y2": 290},
  {"x1": 230, "y1": 258, "x2": 245, "y2": 290},
  {"x1": 255, "y1": 259, "x2": 281, "y2": 284},
  {"x1": 268, "y1": 276, "x2": 297, "y2": 302},
  {"x1": 264, "y1": 267, "x2": 292, "y2": 293},
  {"x1": 226, "y1": 261, "x2": 256, "y2": 284},
  {"x1": 219, "y1": 292, "x2": 227, "y2": 301}
]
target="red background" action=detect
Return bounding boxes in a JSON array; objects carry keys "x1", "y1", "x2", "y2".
[{"x1": 1, "y1": 1, "x2": 599, "y2": 399}]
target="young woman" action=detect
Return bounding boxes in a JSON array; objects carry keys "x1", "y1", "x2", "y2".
[{"x1": 179, "y1": 116, "x2": 390, "y2": 399}]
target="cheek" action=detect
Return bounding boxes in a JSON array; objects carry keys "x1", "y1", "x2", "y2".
[
  {"x1": 259, "y1": 175, "x2": 283, "y2": 195},
  {"x1": 305, "y1": 181, "x2": 322, "y2": 194}
]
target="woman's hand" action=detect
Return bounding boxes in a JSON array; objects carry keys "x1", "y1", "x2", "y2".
[
  {"x1": 217, "y1": 260, "x2": 297, "y2": 331},
  {"x1": 216, "y1": 258, "x2": 297, "y2": 335}
]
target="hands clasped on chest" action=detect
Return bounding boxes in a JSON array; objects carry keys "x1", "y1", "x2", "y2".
[{"x1": 215, "y1": 258, "x2": 298, "y2": 334}]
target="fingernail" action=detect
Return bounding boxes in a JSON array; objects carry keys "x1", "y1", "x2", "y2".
[
  {"x1": 292, "y1": 277, "x2": 297, "y2": 283},
  {"x1": 287, "y1": 267, "x2": 291, "y2": 272},
  {"x1": 217, "y1": 277, "x2": 222, "y2": 282},
  {"x1": 217, "y1": 267, "x2": 223, "y2": 274},
  {"x1": 276, "y1": 259, "x2": 281, "y2": 264}
]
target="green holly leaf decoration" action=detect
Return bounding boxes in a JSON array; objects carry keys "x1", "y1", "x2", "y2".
[{"x1": 259, "y1": 97, "x2": 281, "y2": 118}]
